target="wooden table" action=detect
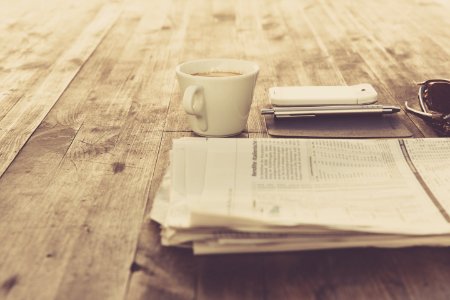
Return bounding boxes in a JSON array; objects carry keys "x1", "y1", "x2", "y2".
[{"x1": 1, "y1": 0, "x2": 450, "y2": 299}]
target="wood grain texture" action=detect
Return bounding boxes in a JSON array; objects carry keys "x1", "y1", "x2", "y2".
[
  {"x1": 0, "y1": 1, "x2": 169, "y2": 299},
  {"x1": 0, "y1": 1, "x2": 122, "y2": 178},
  {"x1": 0, "y1": 0, "x2": 450, "y2": 299},
  {"x1": 126, "y1": 132, "x2": 198, "y2": 300}
]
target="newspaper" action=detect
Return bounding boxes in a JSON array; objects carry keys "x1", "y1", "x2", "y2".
[{"x1": 150, "y1": 138, "x2": 450, "y2": 255}]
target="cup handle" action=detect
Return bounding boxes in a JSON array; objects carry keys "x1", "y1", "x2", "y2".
[{"x1": 182, "y1": 85, "x2": 208, "y2": 131}]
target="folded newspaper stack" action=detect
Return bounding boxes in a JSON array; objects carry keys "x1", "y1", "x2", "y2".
[{"x1": 150, "y1": 137, "x2": 450, "y2": 255}]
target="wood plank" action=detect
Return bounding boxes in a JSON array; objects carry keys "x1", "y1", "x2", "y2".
[
  {"x1": 0, "y1": 0, "x2": 96, "y2": 104},
  {"x1": 241, "y1": 0, "x2": 351, "y2": 134},
  {"x1": 0, "y1": 1, "x2": 86, "y2": 120},
  {"x1": 234, "y1": 0, "x2": 279, "y2": 134},
  {"x1": 165, "y1": 0, "x2": 350, "y2": 136},
  {"x1": 0, "y1": 6, "x2": 142, "y2": 217},
  {"x1": 165, "y1": 0, "x2": 249, "y2": 133},
  {"x1": 196, "y1": 254, "x2": 265, "y2": 300},
  {"x1": 0, "y1": 2, "x2": 122, "y2": 178},
  {"x1": 316, "y1": 0, "x2": 450, "y2": 136},
  {"x1": 264, "y1": 249, "x2": 398, "y2": 299},
  {"x1": 125, "y1": 132, "x2": 198, "y2": 300},
  {"x1": 276, "y1": 0, "x2": 425, "y2": 137},
  {"x1": 264, "y1": 247, "x2": 450, "y2": 300},
  {"x1": 0, "y1": 1, "x2": 177, "y2": 299}
]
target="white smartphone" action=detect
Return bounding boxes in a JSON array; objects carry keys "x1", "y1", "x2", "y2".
[{"x1": 269, "y1": 83, "x2": 378, "y2": 106}]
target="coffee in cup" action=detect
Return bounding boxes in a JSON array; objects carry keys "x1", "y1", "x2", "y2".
[
  {"x1": 176, "y1": 59, "x2": 259, "y2": 137},
  {"x1": 191, "y1": 71, "x2": 242, "y2": 77}
]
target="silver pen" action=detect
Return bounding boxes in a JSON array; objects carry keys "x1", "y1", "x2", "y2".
[{"x1": 261, "y1": 104, "x2": 401, "y2": 118}]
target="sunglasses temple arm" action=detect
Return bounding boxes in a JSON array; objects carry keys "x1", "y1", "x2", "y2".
[
  {"x1": 418, "y1": 86, "x2": 428, "y2": 112},
  {"x1": 405, "y1": 101, "x2": 434, "y2": 118}
]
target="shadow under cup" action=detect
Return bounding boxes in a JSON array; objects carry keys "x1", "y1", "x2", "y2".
[{"x1": 176, "y1": 59, "x2": 259, "y2": 137}]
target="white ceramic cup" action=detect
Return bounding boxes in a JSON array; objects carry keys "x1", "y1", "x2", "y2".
[{"x1": 176, "y1": 58, "x2": 259, "y2": 137}]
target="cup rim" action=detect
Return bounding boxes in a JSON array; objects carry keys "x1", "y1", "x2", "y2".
[{"x1": 176, "y1": 58, "x2": 259, "y2": 80}]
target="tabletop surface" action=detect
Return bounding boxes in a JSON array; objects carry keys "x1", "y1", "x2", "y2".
[{"x1": 1, "y1": 0, "x2": 450, "y2": 299}]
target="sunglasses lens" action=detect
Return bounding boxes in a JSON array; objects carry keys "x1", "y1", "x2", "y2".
[{"x1": 424, "y1": 82, "x2": 450, "y2": 113}]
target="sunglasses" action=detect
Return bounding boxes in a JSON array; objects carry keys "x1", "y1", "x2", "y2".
[{"x1": 405, "y1": 79, "x2": 450, "y2": 136}]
